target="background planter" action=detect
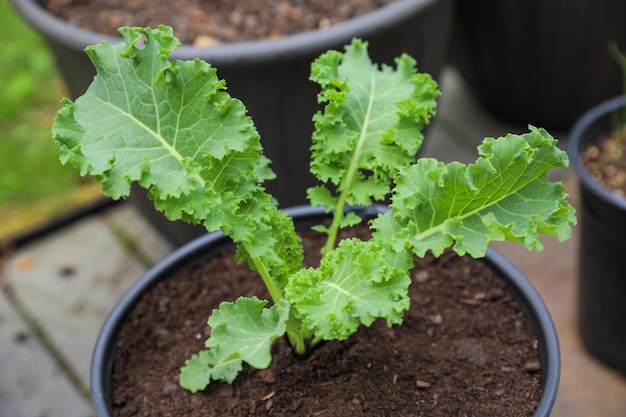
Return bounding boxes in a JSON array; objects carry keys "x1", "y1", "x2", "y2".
[
  {"x1": 10, "y1": 0, "x2": 453, "y2": 246},
  {"x1": 450, "y1": 0, "x2": 626, "y2": 130},
  {"x1": 569, "y1": 95, "x2": 626, "y2": 376},
  {"x1": 90, "y1": 205, "x2": 560, "y2": 417}
]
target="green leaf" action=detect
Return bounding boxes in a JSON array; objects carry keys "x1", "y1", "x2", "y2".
[
  {"x1": 234, "y1": 205, "x2": 304, "y2": 289},
  {"x1": 284, "y1": 239, "x2": 412, "y2": 341},
  {"x1": 310, "y1": 211, "x2": 362, "y2": 234},
  {"x1": 180, "y1": 296, "x2": 289, "y2": 391},
  {"x1": 179, "y1": 350, "x2": 243, "y2": 393},
  {"x1": 308, "y1": 38, "x2": 439, "y2": 209},
  {"x1": 207, "y1": 296, "x2": 289, "y2": 369},
  {"x1": 52, "y1": 25, "x2": 304, "y2": 300},
  {"x1": 52, "y1": 26, "x2": 271, "y2": 232},
  {"x1": 372, "y1": 126, "x2": 577, "y2": 257}
]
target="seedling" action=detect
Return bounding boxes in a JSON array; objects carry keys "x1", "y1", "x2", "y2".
[{"x1": 52, "y1": 26, "x2": 575, "y2": 393}]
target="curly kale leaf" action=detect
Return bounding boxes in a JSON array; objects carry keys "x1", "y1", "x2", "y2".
[
  {"x1": 284, "y1": 238, "x2": 413, "y2": 341},
  {"x1": 179, "y1": 350, "x2": 242, "y2": 394},
  {"x1": 372, "y1": 127, "x2": 577, "y2": 258},
  {"x1": 52, "y1": 26, "x2": 272, "y2": 233},
  {"x1": 52, "y1": 25, "x2": 303, "y2": 292},
  {"x1": 307, "y1": 38, "x2": 439, "y2": 215},
  {"x1": 180, "y1": 296, "x2": 289, "y2": 392}
]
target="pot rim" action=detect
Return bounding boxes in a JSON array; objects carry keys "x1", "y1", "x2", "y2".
[
  {"x1": 90, "y1": 205, "x2": 559, "y2": 417},
  {"x1": 10, "y1": 0, "x2": 440, "y2": 65},
  {"x1": 568, "y1": 95, "x2": 626, "y2": 211}
]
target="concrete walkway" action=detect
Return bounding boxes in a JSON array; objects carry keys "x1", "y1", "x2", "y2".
[{"x1": 2, "y1": 67, "x2": 626, "y2": 417}]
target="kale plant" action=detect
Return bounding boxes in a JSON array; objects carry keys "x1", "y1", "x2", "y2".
[{"x1": 52, "y1": 26, "x2": 575, "y2": 392}]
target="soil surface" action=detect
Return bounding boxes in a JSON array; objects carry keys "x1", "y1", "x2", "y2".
[
  {"x1": 581, "y1": 131, "x2": 626, "y2": 197},
  {"x1": 45, "y1": 0, "x2": 395, "y2": 45},
  {"x1": 111, "y1": 224, "x2": 543, "y2": 417}
]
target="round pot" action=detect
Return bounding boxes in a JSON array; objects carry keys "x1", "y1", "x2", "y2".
[
  {"x1": 568, "y1": 95, "x2": 626, "y2": 376},
  {"x1": 90, "y1": 205, "x2": 560, "y2": 416},
  {"x1": 10, "y1": 0, "x2": 452, "y2": 241},
  {"x1": 450, "y1": 0, "x2": 626, "y2": 130}
]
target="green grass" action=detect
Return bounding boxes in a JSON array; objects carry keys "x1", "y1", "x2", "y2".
[{"x1": 0, "y1": 0, "x2": 102, "y2": 240}]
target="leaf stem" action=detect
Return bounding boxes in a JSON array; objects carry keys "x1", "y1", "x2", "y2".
[
  {"x1": 321, "y1": 197, "x2": 346, "y2": 255},
  {"x1": 243, "y1": 247, "x2": 311, "y2": 355},
  {"x1": 321, "y1": 127, "x2": 367, "y2": 254},
  {"x1": 320, "y1": 127, "x2": 366, "y2": 254},
  {"x1": 286, "y1": 322, "x2": 318, "y2": 356},
  {"x1": 321, "y1": 74, "x2": 375, "y2": 255},
  {"x1": 286, "y1": 326, "x2": 309, "y2": 356},
  {"x1": 242, "y1": 243, "x2": 283, "y2": 303},
  {"x1": 309, "y1": 335, "x2": 323, "y2": 349}
]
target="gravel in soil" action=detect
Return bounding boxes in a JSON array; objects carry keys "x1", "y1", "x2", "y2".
[{"x1": 581, "y1": 131, "x2": 626, "y2": 197}]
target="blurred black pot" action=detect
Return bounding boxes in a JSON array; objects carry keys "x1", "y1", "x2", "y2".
[
  {"x1": 451, "y1": 0, "x2": 626, "y2": 130},
  {"x1": 569, "y1": 95, "x2": 626, "y2": 376}
]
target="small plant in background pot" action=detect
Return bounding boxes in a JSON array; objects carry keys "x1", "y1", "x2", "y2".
[
  {"x1": 53, "y1": 26, "x2": 575, "y2": 415},
  {"x1": 579, "y1": 43, "x2": 626, "y2": 197},
  {"x1": 569, "y1": 43, "x2": 626, "y2": 377}
]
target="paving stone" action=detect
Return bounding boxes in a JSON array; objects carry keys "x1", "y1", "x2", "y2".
[
  {"x1": 0, "y1": 292, "x2": 91, "y2": 417},
  {"x1": 102, "y1": 203, "x2": 175, "y2": 266},
  {"x1": 3, "y1": 211, "x2": 150, "y2": 389}
]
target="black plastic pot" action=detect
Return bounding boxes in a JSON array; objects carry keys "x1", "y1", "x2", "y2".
[
  {"x1": 90, "y1": 205, "x2": 560, "y2": 417},
  {"x1": 568, "y1": 95, "x2": 626, "y2": 376},
  {"x1": 450, "y1": 0, "x2": 626, "y2": 130},
  {"x1": 10, "y1": 0, "x2": 453, "y2": 246}
]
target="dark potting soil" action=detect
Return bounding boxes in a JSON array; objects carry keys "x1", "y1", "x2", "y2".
[
  {"x1": 44, "y1": 0, "x2": 395, "y2": 45},
  {"x1": 112, "y1": 224, "x2": 542, "y2": 417},
  {"x1": 581, "y1": 132, "x2": 626, "y2": 197}
]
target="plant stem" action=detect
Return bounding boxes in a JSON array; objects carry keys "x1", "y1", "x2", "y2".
[
  {"x1": 285, "y1": 306, "x2": 317, "y2": 355},
  {"x1": 309, "y1": 335, "x2": 323, "y2": 350},
  {"x1": 321, "y1": 78, "x2": 374, "y2": 254},
  {"x1": 241, "y1": 242, "x2": 312, "y2": 356},
  {"x1": 321, "y1": 198, "x2": 346, "y2": 255},
  {"x1": 320, "y1": 136, "x2": 365, "y2": 254},
  {"x1": 286, "y1": 331, "x2": 306, "y2": 355},
  {"x1": 242, "y1": 243, "x2": 283, "y2": 302},
  {"x1": 320, "y1": 139, "x2": 364, "y2": 254}
]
